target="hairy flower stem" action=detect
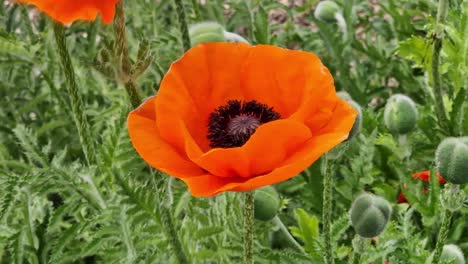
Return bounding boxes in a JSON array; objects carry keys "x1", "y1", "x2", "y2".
[
  {"x1": 398, "y1": 134, "x2": 411, "y2": 159},
  {"x1": 154, "y1": 172, "x2": 188, "y2": 264},
  {"x1": 351, "y1": 251, "x2": 360, "y2": 264},
  {"x1": 322, "y1": 156, "x2": 335, "y2": 264},
  {"x1": 272, "y1": 216, "x2": 304, "y2": 253},
  {"x1": 20, "y1": 6, "x2": 35, "y2": 41},
  {"x1": 243, "y1": 191, "x2": 254, "y2": 264},
  {"x1": 160, "y1": 205, "x2": 189, "y2": 264},
  {"x1": 53, "y1": 22, "x2": 95, "y2": 166},
  {"x1": 431, "y1": 0, "x2": 450, "y2": 132},
  {"x1": 124, "y1": 81, "x2": 142, "y2": 109},
  {"x1": 87, "y1": 18, "x2": 100, "y2": 56},
  {"x1": 432, "y1": 209, "x2": 453, "y2": 264},
  {"x1": 114, "y1": 1, "x2": 142, "y2": 108},
  {"x1": 174, "y1": 0, "x2": 191, "y2": 52},
  {"x1": 334, "y1": 13, "x2": 348, "y2": 41},
  {"x1": 53, "y1": 22, "x2": 106, "y2": 209},
  {"x1": 190, "y1": 0, "x2": 201, "y2": 21},
  {"x1": 349, "y1": 235, "x2": 364, "y2": 264}
]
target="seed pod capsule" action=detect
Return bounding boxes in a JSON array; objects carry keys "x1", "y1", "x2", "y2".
[
  {"x1": 441, "y1": 244, "x2": 466, "y2": 264},
  {"x1": 189, "y1": 22, "x2": 226, "y2": 47},
  {"x1": 350, "y1": 193, "x2": 392, "y2": 238},
  {"x1": 435, "y1": 137, "x2": 468, "y2": 184},
  {"x1": 384, "y1": 94, "x2": 418, "y2": 134},
  {"x1": 347, "y1": 100, "x2": 362, "y2": 140},
  {"x1": 427, "y1": 244, "x2": 466, "y2": 264},
  {"x1": 337, "y1": 91, "x2": 352, "y2": 101},
  {"x1": 254, "y1": 186, "x2": 280, "y2": 221},
  {"x1": 337, "y1": 92, "x2": 362, "y2": 140},
  {"x1": 314, "y1": 1, "x2": 341, "y2": 23}
]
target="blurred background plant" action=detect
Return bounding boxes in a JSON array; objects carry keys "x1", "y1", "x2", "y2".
[{"x1": 0, "y1": 0, "x2": 466, "y2": 263}]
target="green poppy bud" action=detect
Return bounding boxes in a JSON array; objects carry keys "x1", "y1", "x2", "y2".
[
  {"x1": 223, "y1": 31, "x2": 249, "y2": 43},
  {"x1": 441, "y1": 244, "x2": 466, "y2": 264},
  {"x1": 384, "y1": 94, "x2": 418, "y2": 134},
  {"x1": 347, "y1": 100, "x2": 362, "y2": 140},
  {"x1": 189, "y1": 22, "x2": 226, "y2": 47},
  {"x1": 337, "y1": 91, "x2": 352, "y2": 101},
  {"x1": 350, "y1": 193, "x2": 392, "y2": 238},
  {"x1": 314, "y1": 1, "x2": 341, "y2": 23},
  {"x1": 435, "y1": 137, "x2": 468, "y2": 184},
  {"x1": 337, "y1": 92, "x2": 362, "y2": 140},
  {"x1": 426, "y1": 244, "x2": 466, "y2": 264},
  {"x1": 254, "y1": 186, "x2": 280, "y2": 221}
]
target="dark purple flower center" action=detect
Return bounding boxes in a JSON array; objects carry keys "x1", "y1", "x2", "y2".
[{"x1": 207, "y1": 100, "x2": 280, "y2": 148}]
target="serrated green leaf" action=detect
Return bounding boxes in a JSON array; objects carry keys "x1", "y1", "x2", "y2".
[
  {"x1": 397, "y1": 36, "x2": 431, "y2": 69},
  {"x1": 253, "y1": 6, "x2": 269, "y2": 44}
]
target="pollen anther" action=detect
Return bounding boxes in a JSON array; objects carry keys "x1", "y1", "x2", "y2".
[{"x1": 207, "y1": 100, "x2": 280, "y2": 148}]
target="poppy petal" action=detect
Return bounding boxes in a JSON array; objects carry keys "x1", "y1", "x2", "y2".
[
  {"x1": 288, "y1": 72, "x2": 356, "y2": 136},
  {"x1": 397, "y1": 192, "x2": 408, "y2": 203},
  {"x1": 413, "y1": 170, "x2": 446, "y2": 184},
  {"x1": 240, "y1": 45, "x2": 332, "y2": 118},
  {"x1": 182, "y1": 132, "x2": 347, "y2": 197},
  {"x1": 180, "y1": 174, "x2": 246, "y2": 197},
  {"x1": 18, "y1": 0, "x2": 119, "y2": 24},
  {"x1": 127, "y1": 96, "x2": 205, "y2": 178},
  {"x1": 412, "y1": 171, "x2": 430, "y2": 181},
  {"x1": 229, "y1": 134, "x2": 350, "y2": 192},
  {"x1": 185, "y1": 119, "x2": 312, "y2": 178},
  {"x1": 315, "y1": 99, "x2": 358, "y2": 135},
  {"x1": 155, "y1": 43, "x2": 252, "y2": 153}
]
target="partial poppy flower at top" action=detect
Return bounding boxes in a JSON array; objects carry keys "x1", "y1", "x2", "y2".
[
  {"x1": 397, "y1": 170, "x2": 446, "y2": 203},
  {"x1": 17, "y1": 0, "x2": 120, "y2": 24},
  {"x1": 127, "y1": 42, "x2": 357, "y2": 197}
]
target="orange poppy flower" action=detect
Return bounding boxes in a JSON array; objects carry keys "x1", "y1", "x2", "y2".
[
  {"x1": 397, "y1": 170, "x2": 446, "y2": 203},
  {"x1": 17, "y1": 0, "x2": 119, "y2": 24},
  {"x1": 127, "y1": 43, "x2": 357, "y2": 197}
]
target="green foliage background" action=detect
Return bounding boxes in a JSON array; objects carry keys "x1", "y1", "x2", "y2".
[{"x1": 0, "y1": 0, "x2": 467, "y2": 263}]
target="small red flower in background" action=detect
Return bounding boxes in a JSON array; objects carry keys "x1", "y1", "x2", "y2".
[
  {"x1": 412, "y1": 171, "x2": 446, "y2": 183},
  {"x1": 397, "y1": 171, "x2": 446, "y2": 203},
  {"x1": 18, "y1": 0, "x2": 119, "y2": 24}
]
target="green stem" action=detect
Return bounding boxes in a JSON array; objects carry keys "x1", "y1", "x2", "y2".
[
  {"x1": 53, "y1": 22, "x2": 95, "y2": 166},
  {"x1": 334, "y1": 13, "x2": 348, "y2": 41},
  {"x1": 42, "y1": 72, "x2": 70, "y2": 117},
  {"x1": 351, "y1": 251, "x2": 360, "y2": 264},
  {"x1": 398, "y1": 134, "x2": 411, "y2": 159},
  {"x1": 322, "y1": 156, "x2": 335, "y2": 264},
  {"x1": 272, "y1": 216, "x2": 304, "y2": 253},
  {"x1": 53, "y1": 22, "x2": 106, "y2": 210},
  {"x1": 349, "y1": 235, "x2": 364, "y2": 264},
  {"x1": 463, "y1": 10, "x2": 468, "y2": 90},
  {"x1": 114, "y1": 0, "x2": 142, "y2": 108},
  {"x1": 432, "y1": 209, "x2": 453, "y2": 264},
  {"x1": 124, "y1": 81, "x2": 143, "y2": 110},
  {"x1": 87, "y1": 18, "x2": 100, "y2": 57},
  {"x1": 157, "y1": 174, "x2": 188, "y2": 264},
  {"x1": 243, "y1": 191, "x2": 254, "y2": 264},
  {"x1": 174, "y1": 0, "x2": 191, "y2": 52},
  {"x1": 20, "y1": 5, "x2": 35, "y2": 41},
  {"x1": 190, "y1": 0, "x2": 201, "y2": 21},
  {"x1": 160, "y1": 205, "x2": 189, "y2": 264},
  {"x1": 431, "y1": 0, "x2": 450, "y2": 132}
]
